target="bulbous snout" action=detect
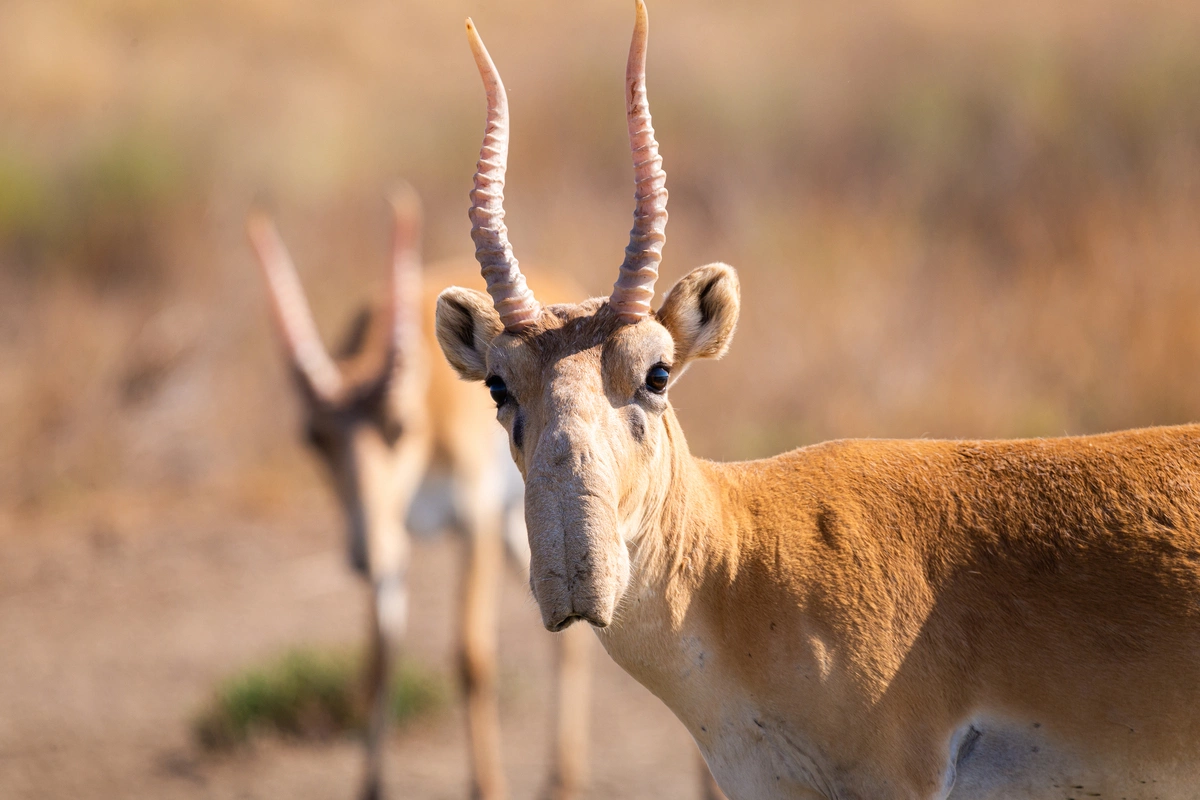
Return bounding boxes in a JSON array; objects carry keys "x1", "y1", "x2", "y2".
[{"x1": 524, "y1": 453, "x2": 630, "y2": 632}]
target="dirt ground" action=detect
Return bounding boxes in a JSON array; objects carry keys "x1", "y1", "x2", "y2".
[{"x1": 0, "y1": 499, "x2": 706, "y2": 800}]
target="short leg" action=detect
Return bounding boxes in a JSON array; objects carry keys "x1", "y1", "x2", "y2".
[
  {"x1": 459, "y1": 483, "x2": 508, "y2": 800},
  {"x1": 699, "y1": 748, "x2": 728, "y2": 800},
  {"x1": 541, "y1": 624, "x2": 592, "y2": 800}
]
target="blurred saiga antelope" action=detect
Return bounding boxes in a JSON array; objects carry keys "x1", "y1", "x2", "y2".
[
  {"x1": 247, "y1": 191, "x2": 591, "y2": 800},
  {"x1": 436, "y1": 2, "x2": 1200, "y2": 798}
]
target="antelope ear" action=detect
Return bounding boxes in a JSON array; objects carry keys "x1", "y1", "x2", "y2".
[
  {"x1": 656, "y1": 263, "x2": 740, "y2": 364},
  {"x1": 435, "y1": 287, "x2": 503, "y2": 381}
]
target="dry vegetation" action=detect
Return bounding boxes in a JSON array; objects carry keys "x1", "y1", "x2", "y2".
[{"x1": 192, "y1": 648, "x2": 446, "y2": 751}]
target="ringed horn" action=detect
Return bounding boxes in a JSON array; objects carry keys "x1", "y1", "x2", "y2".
[
  {"x1": 611, "y1": 0, "x2": 668, "y2": 323},
  {"x1": 465, "y1": 17, "x2": 541, "y2": 333},
  {"x1": 247, "y1": 190, "x2": 425, "y2": 400},
  {"x1": 464, "y1": 0, "x2": 669, "y2": 330},
  {"x1": 246, "y1": 212, "x2": 345, "y2": 401},
  {"x1": 388, "y1": 182, "x2": 424, "y2": 376}
]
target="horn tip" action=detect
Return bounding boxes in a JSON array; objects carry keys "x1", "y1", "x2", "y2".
[
  {"x1": 389, "y1": 182, "x2": 423, "y2": 224},
  {"x1": 466, "y1": 17, "x2": 488, "y2": 59},
  {"x1": 245, "y1": 209, "x2": 276, "y2": 243},
  {"x1": 246, "y1": 203, "x2": 271, "y2": 224}
]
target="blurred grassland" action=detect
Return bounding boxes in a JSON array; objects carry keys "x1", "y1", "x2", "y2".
[{"x1": 2, "y1": 0, "x2": 1200, "y2": 522}]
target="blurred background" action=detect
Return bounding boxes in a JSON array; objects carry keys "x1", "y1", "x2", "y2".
[{"x1": 2, "y1": 0, "x2": 1200, "y2": 797}]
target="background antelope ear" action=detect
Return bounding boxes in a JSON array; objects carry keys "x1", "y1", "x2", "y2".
[
  {"x1": 435, "y1": 287, "x2": 503, "y2": 381},
  {"x1": 656, "y1": 263, "x2": 740, "y2": 363}
]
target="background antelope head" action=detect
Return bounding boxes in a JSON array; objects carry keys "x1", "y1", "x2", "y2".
[
  {"x1": 248, "y1": 190, "x2": 428, "y2": 617},
  {"x1": 437, "y1": 0, "x2": 740, "y2": 632}
]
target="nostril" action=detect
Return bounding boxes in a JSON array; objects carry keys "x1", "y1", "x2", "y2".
[{"x1": 550, "y1": 614, "x2": 584, "y2": 632}]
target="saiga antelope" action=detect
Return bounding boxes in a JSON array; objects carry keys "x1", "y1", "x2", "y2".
[
  {"x1": 435, "y1": 3, "x2": 1200, "y2": 799},
  {"x1": 247, "y1": 191, "x2": 591, "y2": 800},
  {"x1": 454, "y1": 15, "x2": 727, "y2": 799}
]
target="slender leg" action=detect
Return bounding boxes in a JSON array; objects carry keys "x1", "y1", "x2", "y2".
[
  {"x1": 360, "y1": 602, "x2": 386, "y2": 800},
  {"x1": 699, "y1": 749, "x2": 728, "y2": 800},
  {"x1": 541, "y1": 624, "x2": 592, "y2": 800},
  {"x1": 459, "y1": 480, "x2": 508, "y2": 800},
  {"x1": 360, "y1": 576, "x2": 406, "y2": 800}
]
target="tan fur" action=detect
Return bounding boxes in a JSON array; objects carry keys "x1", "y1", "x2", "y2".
[
  {"x1": 260, "y1": 249, "x2": 592, "y2": 800},
  {"x1": 435, "y1": 265, "x2": 1200, "y2": 799}
]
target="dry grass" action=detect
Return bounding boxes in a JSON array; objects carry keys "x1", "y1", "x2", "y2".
[
  {"x1": 2, "y1": 0, "x2": 1200, "y2": 516},
  {"x1": 192, "y1": 647, "x2": 447, "y2": 751}
]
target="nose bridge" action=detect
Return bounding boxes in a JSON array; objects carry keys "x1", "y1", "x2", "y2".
[
  {"x1": 538, "y1": 423, "x2": 588, "y2": 474},
  {"x1": 535, "y1": 361, "x2": 605, "y2": 472}
]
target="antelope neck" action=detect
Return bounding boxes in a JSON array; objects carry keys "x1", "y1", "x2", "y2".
[{"x1": 598, "y1": 408, "x2": 739, "y2": 696}]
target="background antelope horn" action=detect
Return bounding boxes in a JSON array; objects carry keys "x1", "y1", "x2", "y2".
[
  {"x1": 388, "y1": 183, "x2": 424, "y2": 376},
  {"x1": 466, "y1": 18, "x2": 541, "y2": 333},
  {"x1": 610, "y1": 0, "x2": 668, "y2": 323},
  {"x1": 246, "y1": 212, "x2": 344, "y2": 401}
]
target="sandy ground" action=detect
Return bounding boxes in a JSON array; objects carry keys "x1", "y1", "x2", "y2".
[{"x1": 0, "y1": 500, "x2": 706, "y2": 799}]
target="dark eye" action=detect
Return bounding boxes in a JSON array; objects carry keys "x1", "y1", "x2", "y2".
[
  {"x1": 645, "y1": 364, "x2": 670, "y2": 394},
  {"x1": 305, "y1": 423, "x2": 331, "y2": 453},
  {"x1": 380, "y1": 415, "x2": 403, "y2": 447},
  {"x1": 486, "y1": 376, "x2": 509, "y2": 408}
]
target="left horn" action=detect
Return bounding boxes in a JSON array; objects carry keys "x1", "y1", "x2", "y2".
[
  {"x1": 610, "y1": 0, "x2": 668, "y2": 323},
  {"x1": 466, "y1": 18, "x2": 541, "y2": 333},
  {"x1": 246, "y1": 212, "x2": 344, "y2": 401}
]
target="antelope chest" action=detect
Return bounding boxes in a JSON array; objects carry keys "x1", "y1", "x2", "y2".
[
  {"x1": 700, "y1": 709, "x2": 1194, "y2": 800},
  {"x1": 697, "y1": 710, "x2": 831, "y2": 800}
]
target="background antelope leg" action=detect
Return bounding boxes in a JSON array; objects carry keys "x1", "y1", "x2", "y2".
[
  {"x1": 361, "y1": 576, "x2": 407, "y2": 800},
  {"x1": 458, "y1": 477, "x2": 507, "y2": 800},
  {"x1": 542, "y1": 624, "x2": 592, "y2": 800}
]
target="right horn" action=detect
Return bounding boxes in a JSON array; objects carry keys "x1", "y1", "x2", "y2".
[
  {"x1": 610, "y1": 0, "x2": 668, "y2": 323},
  {"x1": 465, "y1": 18, "x2": 541, "y2": 333},
  {"x1": 387, "y1": 183, "x2": 424, "y2": 378},
  {"x1": 246, "y1": 213, "x2": 344, "y2": 402}
]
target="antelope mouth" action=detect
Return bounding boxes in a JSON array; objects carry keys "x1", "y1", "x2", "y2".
[{"x1": 548, "y1": 613, "x2": 608, "y2": 632}]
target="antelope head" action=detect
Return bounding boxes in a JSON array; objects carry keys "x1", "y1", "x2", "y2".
[
  {"x1": 248, "y1": 190, "x2": 428, "y2": 596},
  {"x1": 436, "y1": 1, "x2": 740, "y2": 632}
]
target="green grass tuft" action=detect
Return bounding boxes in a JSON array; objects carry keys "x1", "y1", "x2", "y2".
[{"x1": 193, "y1": 647, "x2": 447, "y2": 751}]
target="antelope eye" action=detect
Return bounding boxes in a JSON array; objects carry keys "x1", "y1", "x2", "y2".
[
  {"x1": 380, "y1": 415, "x2": 403, "y2": 447},
  {"x1": 645, "y1": 364, "x2": 670, "y2": 394},
  {"x1": 486, "y1": 376, "x2": 509, "y2": 407},
  {"x1": 305, "y1": 423, "x2": 332, "y2": 453}
]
